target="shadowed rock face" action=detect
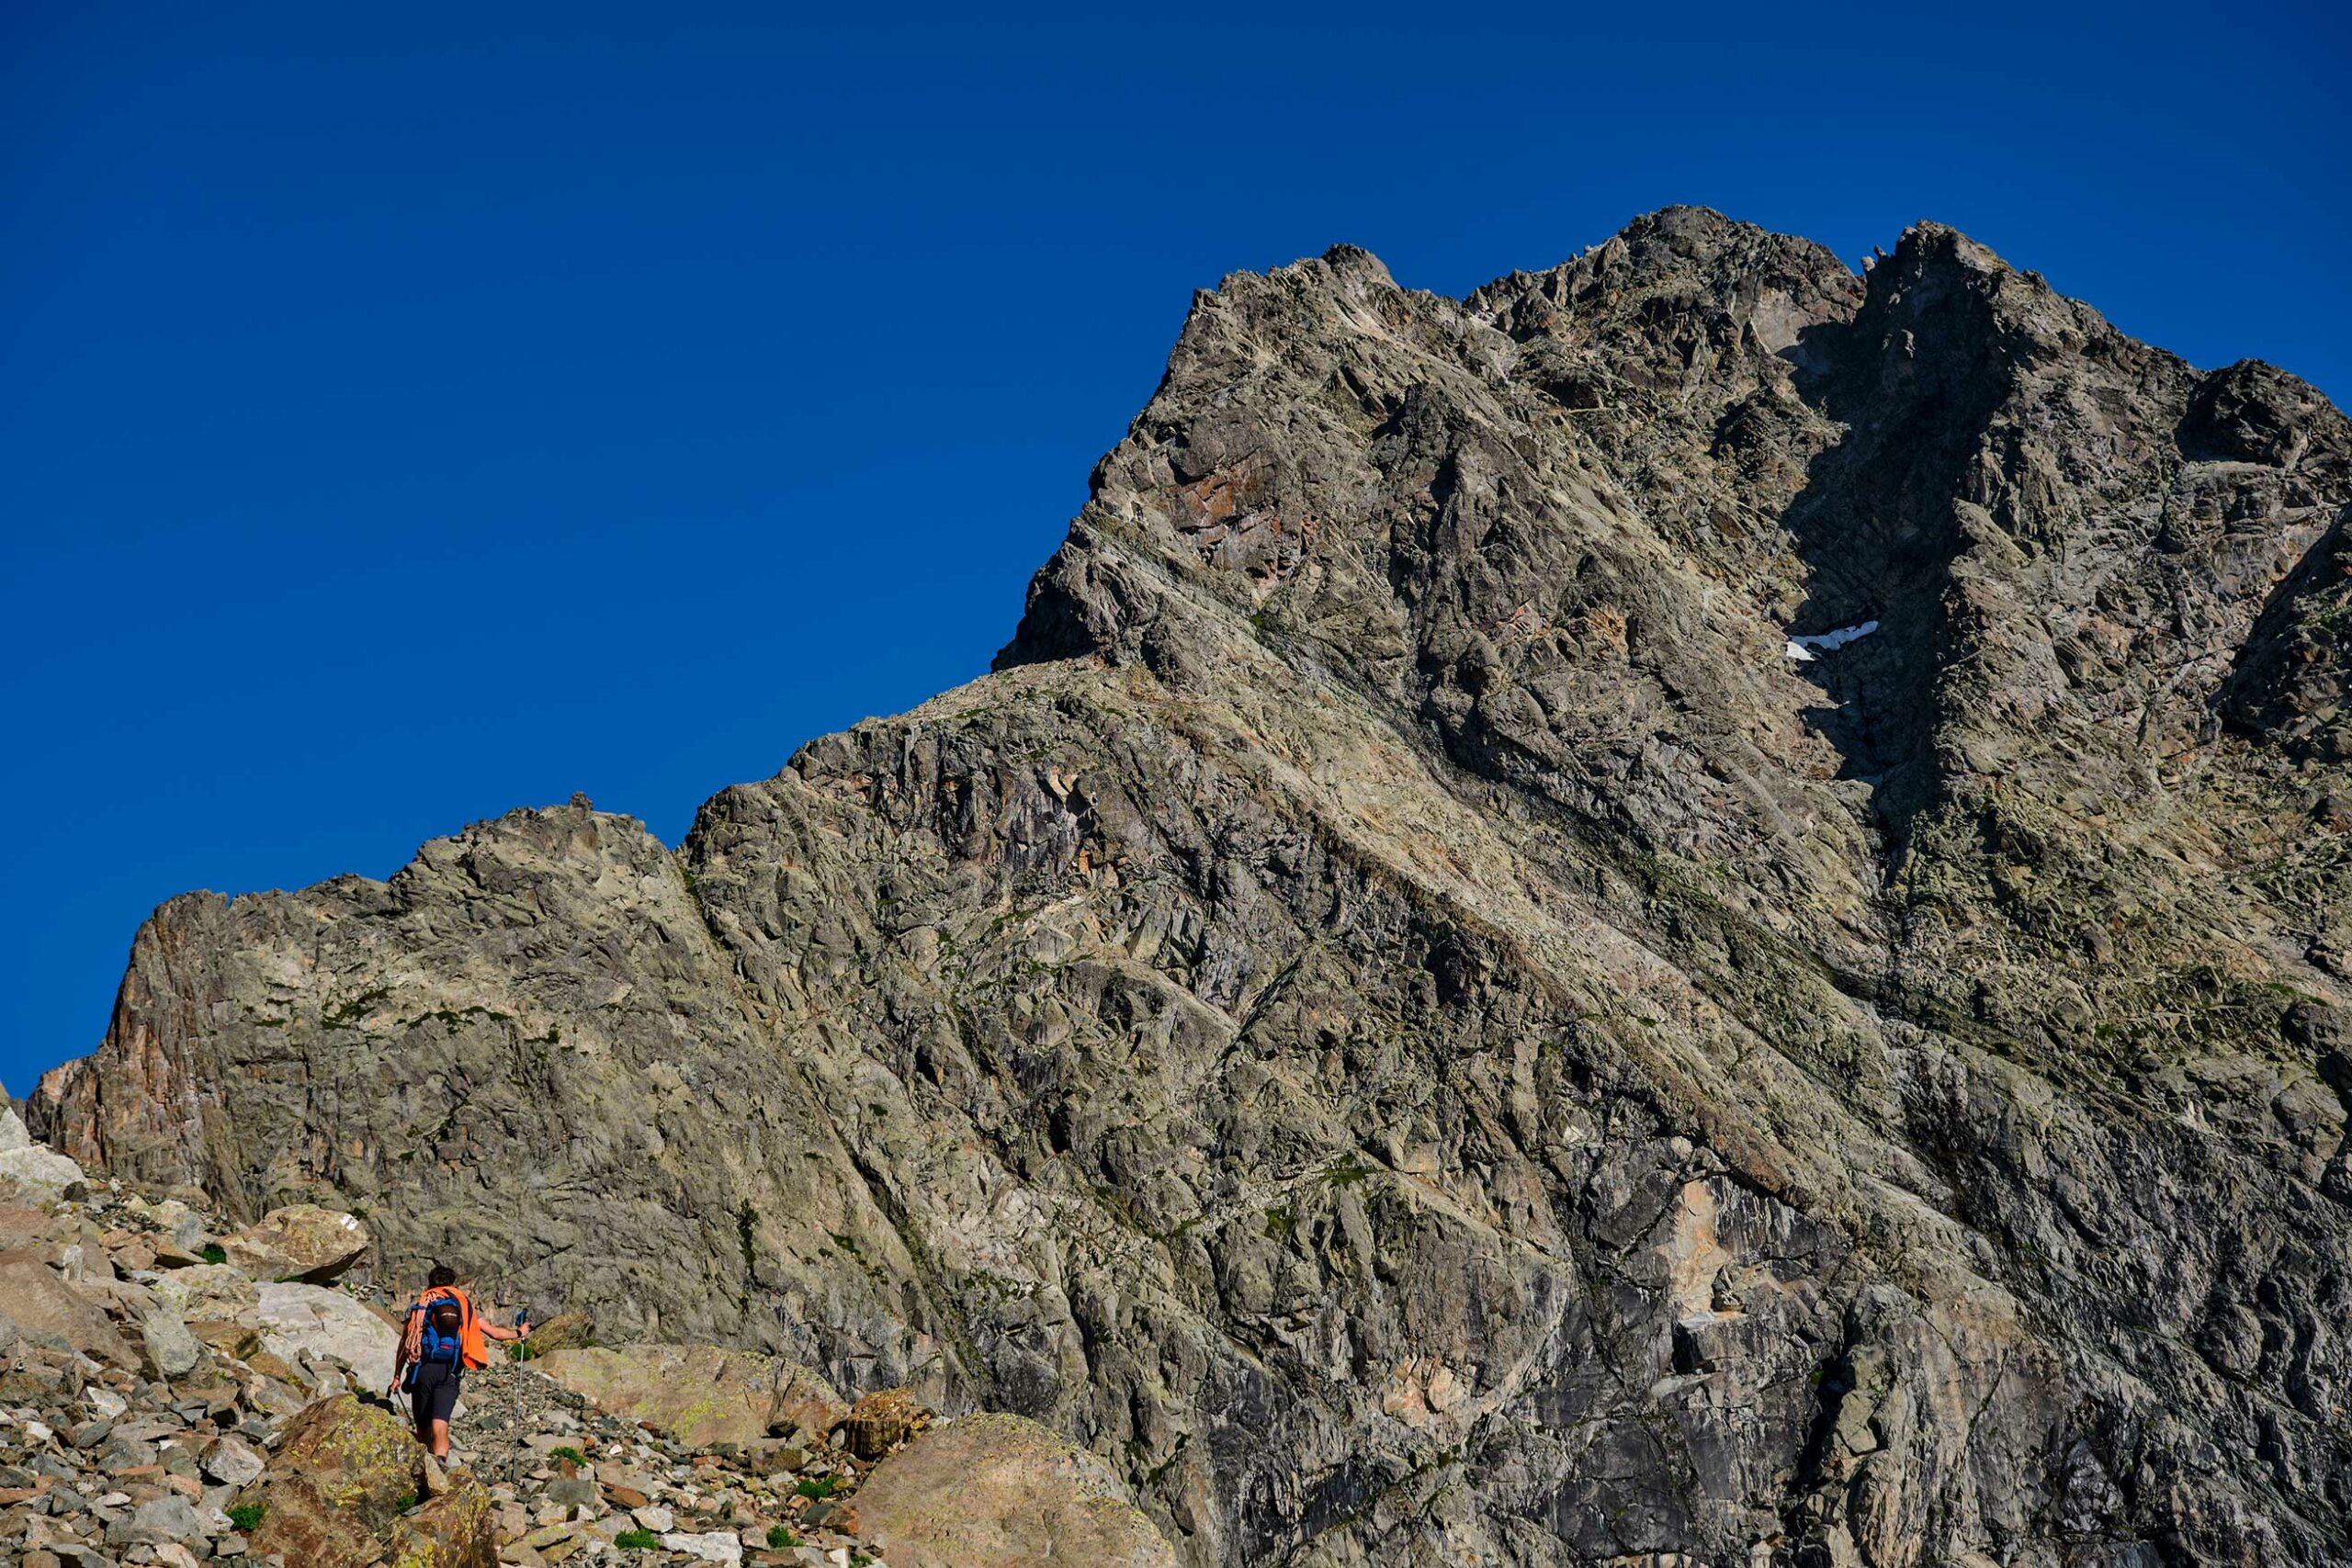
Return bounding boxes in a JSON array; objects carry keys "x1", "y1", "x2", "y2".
[{"x1": 32, "y1": 207, "x2": 2352, "y2": 1566}]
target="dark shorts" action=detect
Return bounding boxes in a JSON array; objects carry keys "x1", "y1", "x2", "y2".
[{"x1": 410, "y1": 1359, "x2": 461, "y2": 1437}]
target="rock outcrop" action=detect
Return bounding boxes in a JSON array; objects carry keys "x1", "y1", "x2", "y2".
[
  {"x1": 220, "y1": 1202, "x2": 372, "y2": 1284},
  {"x1": 31, "y1": 208, "x2": 2352, "y2": 1565}
]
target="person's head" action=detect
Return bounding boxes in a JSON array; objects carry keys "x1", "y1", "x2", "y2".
[{"x1": 427, "y1": 1263, "x2": 457, "y2": 1288}]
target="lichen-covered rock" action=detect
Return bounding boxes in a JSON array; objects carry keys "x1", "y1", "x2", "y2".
[
  {"x1": 241, "y1": 1393, "x2": 424, "y2": 1563},
  {"x1": 533, "y1": 1344, "x2": 846, "y2": 1447},
  {"x1": 856, "y1": 1412, "x2": 1178, "y2": 1568},
  {"x1": 222, "y1": 1202, "x2": 372, "y2": 1282},
  {"x1": 29, "y1": 209, "x2": 2352, "y2": 1565},
  {"x1": 382, "y1": 1467, "x2": 497, "y2": 1568},
  {"x1": 516, "y1": 1309, "x2": 592, "y2": 1352}
]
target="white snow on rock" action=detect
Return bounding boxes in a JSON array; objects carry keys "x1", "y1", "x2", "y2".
[{"x1": 1784, "y1": 620, "x2": 1880, "y2": 661}]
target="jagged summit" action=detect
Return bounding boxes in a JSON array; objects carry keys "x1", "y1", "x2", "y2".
[{"x1": 30, "y1": 211, "x2": 2352, "y2": 1567}]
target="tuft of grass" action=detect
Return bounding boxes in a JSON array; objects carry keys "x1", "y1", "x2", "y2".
[
  {"x1": 201, "y1": 1244, "x2": 228, "y2": 1265},
  {"x1": 793, "y1": 1474, "x2": 842, "y2": 1500},
  {"x1": 767, "y1": 1525, "x2": 800, "y2": 1549},
  {"x1": 227, "y1": 1502, "x2": 266, "y2": 1531},
  {"x1": 392, "y1": 1490, "x2": 417, "y2": 1513},
  {"x1": 549, "y1": 1445, "x2": 584, "y2": 1465},
  {"x1": 616, "y1": 1527, "x2": 662, "y2": 1549}
]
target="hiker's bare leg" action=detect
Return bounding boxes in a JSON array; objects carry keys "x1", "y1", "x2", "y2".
[{"x1": 429, "y1": 1417, "x2": 451, "y2": 1459}]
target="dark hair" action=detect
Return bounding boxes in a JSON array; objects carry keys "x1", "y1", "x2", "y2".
[{"x1": 427, "y1": 1264, "x2": 457, "y2": 1288}]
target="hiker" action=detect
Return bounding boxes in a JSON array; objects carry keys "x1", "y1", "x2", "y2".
[{"x1": 388, "y1": 1263, "x2": 530, "y2": 1459}]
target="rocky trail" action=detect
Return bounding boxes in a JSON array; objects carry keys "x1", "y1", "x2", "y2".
[{"x1": 0, "y1": 1100, "x2": 1170, "y2": 1566}]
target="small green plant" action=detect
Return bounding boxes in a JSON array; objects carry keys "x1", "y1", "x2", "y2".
[
  {"x1": 549, "y1": 1445, "x2": 585, "y2": 1466},
  {"x1": 616, "y1": 1527, "x2": 662, "y2": 1550},
  {"x1": 228, "y1": 1501, "x2": 266, "y2": 1531},
  {"x1": 767, "y1": 1525, "x2": 800, "y2": 1549},
  {"x1": 794, "y1": 1474, "x2": 842, "y2": 1500},
  {"x1": 201, "y1": 1244, "x2": 228, "y2": 1265},
  {"x1": 391, "y1": 1490, "x2": 417, "y2": 1512}
]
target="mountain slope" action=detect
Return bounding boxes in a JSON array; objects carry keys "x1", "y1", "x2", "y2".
[{"x1": 36, "y1": 208, "x2": 2352, "y2": 1566}]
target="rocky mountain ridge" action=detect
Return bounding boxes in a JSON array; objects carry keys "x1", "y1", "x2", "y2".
[{"x1": 29, "y1": 207, "x2": 2352, "y2": 1566}]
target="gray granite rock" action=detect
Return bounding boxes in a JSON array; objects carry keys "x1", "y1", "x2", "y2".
[{"x1": 28, "y1": 209, "x2": 2352, "y2": 1566}]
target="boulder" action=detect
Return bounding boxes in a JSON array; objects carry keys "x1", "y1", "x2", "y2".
[
  {"x1": 519, "y1": 1310, "x2": 593, "y2": 1352},
  {"x1": 153, "y1": 1262, "x2": 261, "y2": 1325},
  {"x1": 202, "y1": 1432, "x2": 267, "y2": 1488},
  {"x1": 854, "y1": 1412, "x2": 1180, "y2": 1568},
  {"x1": 0, "y1": 1148, "x2": 85, "y2": 1202},
  {"x1": 221, "y1": 1204, "x2": 372, "y2": 1282},
  {"x1": 533, "y1": 1344, "x2": 846, "y2": 1447},
  {"x1": 0, "y1": 1249, "x2": 140, "y2": 1369},
  {"x1": 382, "y1": 1467, "x2": 497, "y2": 1568},
  {"x1": 104, "y1": 1493, "x2": 205, "y2": 1547},
  {"x1": 0, "y1": 1203, "x2": 58, "y2": 1252},
  {"x1": 138, "y1": 1304, "x2": 203, "y2": 1379},
  {"x1": 256, "y1": 1281, "x2": 398, "y2": 1392},
  {"x1": 242, "y1": 1394, "x2": 423, "y2": 1566},
  {"x1": 841, "y1": 1386, "x2": 929, "y2": 1459},
  {"x1": 0, "y1": 1102, "x2": 85, "y2": 1198}
]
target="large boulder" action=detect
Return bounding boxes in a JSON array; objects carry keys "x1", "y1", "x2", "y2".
[
  {"x1": 256, "y1": 1281, "x2": 398, "y2": 1392},
  {"x1": 533, "y1": 1344, "x2": 846, "y2": 1447},
  {"x1": 382, "y1": 1467, "x2": 497, "y2": 1568},
  {"x1": 0, "y1": 1249, "x2": 139, "y2": 1369},
  {"x1": 221, "y1": 1203, "x2": 372, "y2": 1282},
  {"x1": 0, "y1": 1103, "x2": 85, "y2": 1200},
  {"x1": 518, "y1": 1309, "x2": 593, "y2": 1352},
  {"x1": 854, "y1": 1412, "x2": 1180, "y2": 1568},
  {"x1": 242, "y1": 1394, "x2": 427, "y2": 1567},
  {"x1": 153, "y1": 1261, "x2": 262, "y2": 1325}
]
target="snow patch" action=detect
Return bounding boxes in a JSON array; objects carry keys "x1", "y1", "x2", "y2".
[{"x1": 1784, "y1": 620, "x2": 1879, "y2": 662}]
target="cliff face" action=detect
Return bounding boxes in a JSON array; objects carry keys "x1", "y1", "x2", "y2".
[{"x1": 35, "y1": 208, "x2": 2352, "y2": 1566}]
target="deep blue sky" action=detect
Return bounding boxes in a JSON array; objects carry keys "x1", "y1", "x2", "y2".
[{"x1": 5, "y1": 3, "x2": 2347, "y2": 1093}]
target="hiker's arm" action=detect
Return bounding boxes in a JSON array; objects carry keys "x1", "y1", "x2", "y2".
[{"x1": 481, "y1": 1320, "x2": 529, "y2": 1343}]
